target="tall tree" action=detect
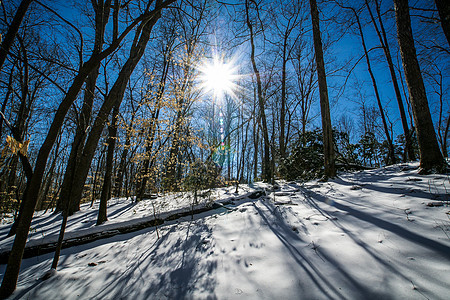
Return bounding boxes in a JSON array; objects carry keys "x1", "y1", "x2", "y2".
[
  {"x1": 0, "y1": 0, "x2": 173, "y2": 295},
  {"x1": 113, "y1": 90, "x2": 138, "y2": 197},
  {"x1": 0, "y1": 0, "x2": 33, "y2": 72},
  {"x1": 434, "y1": 0, "x2": 450, "y2": 47},
  {"x1": 245, "y1": 0, "x2": 272, "y2": 183},
  {"x1": 97, "y1": 101, "x2": 120, "y2": 225},
  {"x1": 55, "y1": 0, "x2": 112, "y2": 214},
  {"x1": 163, "y1": 1, "x2": 207, "y2": 191},
  {"x1": 309, "y1": 0, "x2": 336, "y2": 178},
  {"x1": 393, "y1": 0, "x2": 445, "y2": 173},
  {"x1": 275, "y1": 0, "x2": 301, "y2": 160},
  {"x1": 365, "y1": 0, "x2": 415, "y2": 161},
  {"x1": 64, "y1": 0, "x2": 174, "y2": 214},
  {"x1": 136, "y1": 39, "x2": 172, "y2": 201},
  {"x1": 339, "y1": 3, "x2": 396, "y2": 165}
]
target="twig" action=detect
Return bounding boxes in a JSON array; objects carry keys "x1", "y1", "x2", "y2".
[
  {"x1": 404, "y1": 208, "x2": 413, "y2": 222},
  {"x1": 410, "y1": 280, "x2": 430, "y2": 300},
  {"x1": 151, "y1": 201, "x2": 160, "y2": 239},
  {"x1": 309, "y1": 241, "x2": 324, "y2": 261}
]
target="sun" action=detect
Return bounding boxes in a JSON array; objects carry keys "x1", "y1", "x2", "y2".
[{"x1": 199, "y1": 56, "x2": 238, "y2": 100}]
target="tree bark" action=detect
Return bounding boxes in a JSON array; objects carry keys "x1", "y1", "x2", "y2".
[
  {"x1": 137, "y1": 44, "x2": 171, "y2": 201},
  {"x1": 114, "y1": 115, "x2": 134, "y2": 197},
  {"x1": 365, "y1": 0, "x2": 414, "y2": 161},
  {"x1": 349, "y1": 6, "x2": 396, "y2": 165},
  {"x1": 56, "y1": 65, "x2": 101, "y2": 213},
  {"x1": 309, "y1": 0, "x2": 336, "y2": 178},
  {"x1": 0, "y1": 0, "x2": 33, "y2": 72},
  {"x1": 434, "y1": 0, "x2": 450, "y2": 47},
  {"x1": 394, "y1": 0, "x2": 445, "y2": 172},
  {"x1": 245, "y1": 0, "x2": 272, "y2": 183},
  {"x1": 97, "y1": 101, "x2": 120, "y2": 225},
  {"x1": 68, "y1": 6, "x2": 165, "y2": 213},
  {"x1": 0, "y1": 0, "x2": 160, "y2": 294}
]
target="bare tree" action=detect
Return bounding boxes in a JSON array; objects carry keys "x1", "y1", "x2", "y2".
[
  {"x1": 97, "y1": 101, "x2": 120, "y2": 225},
  {"x1": 0, "y1": 0, "x2": 33, "y2": 72},
  {"x1": 365, "y1": 0, "x2": 415, "y2": 161},
  {"x1": 434, "y1": 0, "x2": 450, "y2": 47},
  {"x1": 393, "y1": 0, "x2": 445, "y2": 173},
  {"x1": 273, "y1": 0, "x2": 302, "y2": 159},
  {"x1": 423, "y1": 62, "x2": 449, "y2": 158},
  {"x1": 309, "y1": 0, "x2": 335, "y2": 178},
  {"x1": 337, "y1": 3, "x2": 396, "y2": 165},
  {"x1": 245, "y1": 0, "x2": 272, "y2": 182},
  {"x1": 136, "y1": 18, "x2": 175, "y2": 200},
  {"x1": 0, "y1": 0, "x2": 175, "y2": 295}
]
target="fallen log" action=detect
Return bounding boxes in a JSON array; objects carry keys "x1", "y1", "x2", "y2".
[{"x1": 0, "y1": 191, "x2": 259, "y2": 263}]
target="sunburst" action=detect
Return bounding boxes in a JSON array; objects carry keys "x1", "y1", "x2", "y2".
[{"x1": 198, "y1": 55, "x2": 239, "y2": 101}]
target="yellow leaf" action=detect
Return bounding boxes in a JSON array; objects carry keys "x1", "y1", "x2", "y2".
[
  {"x1": 2, "y1": 147, "x2": 8, "y2": 158},
  {"x1": 20, "y1": 140, "x2": 30, "y2": 156}
]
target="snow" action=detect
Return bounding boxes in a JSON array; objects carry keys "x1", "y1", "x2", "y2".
[{"x1": 1, "y1": 162, "x2": 449, "y2": 299}]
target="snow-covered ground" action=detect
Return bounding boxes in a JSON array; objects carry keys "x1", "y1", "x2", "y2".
[{"x1": 1, "y1": 162, "x2": 449, "y2": 299}]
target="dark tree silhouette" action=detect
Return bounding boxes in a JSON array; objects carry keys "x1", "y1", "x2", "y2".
[
  {"x1": 309, "y1": 0, "x2": 336, "y2": 178},
  {"x1": 393, "y1": 0, "x2": 445, "y2": 173}
]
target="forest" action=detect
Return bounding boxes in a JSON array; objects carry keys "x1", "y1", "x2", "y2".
[{"x1": 0, "y1": 0, "x2": 449, "y2": 298}]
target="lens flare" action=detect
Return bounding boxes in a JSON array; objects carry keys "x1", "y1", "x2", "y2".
[
  {"x1": 198, "y1": 51, "x2": 241, "y2": 169},
  {"x1": 198, "y1": 56, "x2": 238, "y2": 101}
]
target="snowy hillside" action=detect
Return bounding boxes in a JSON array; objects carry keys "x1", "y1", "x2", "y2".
[{"x1": 1, "y1": 162, "x2": 449, "y2": 299}]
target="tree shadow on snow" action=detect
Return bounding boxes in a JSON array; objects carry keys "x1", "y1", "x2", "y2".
[
  {"x1": 253, "y1": 200, "x2": 379, "y2": 299},
  {"x1": 334, "y1": 176, "x2": 449, "y2": 202},
  {"x1": 294, "y1": 186, "x2": 450, "y2": 299},
  {"x1": 93, "y1": 219, "x2": 218, "y2": 299},
  {"x1": 303, "y1": 188, "x2": 450, "y2": 260}
]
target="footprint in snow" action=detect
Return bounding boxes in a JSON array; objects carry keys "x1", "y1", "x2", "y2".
[{"x1": 235, "y1": 288, "x2": 243, "y2": 295}]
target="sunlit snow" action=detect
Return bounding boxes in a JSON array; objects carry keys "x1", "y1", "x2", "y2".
[{"x1": 1, "y1": 162, "x2": 449, "y2": 299}]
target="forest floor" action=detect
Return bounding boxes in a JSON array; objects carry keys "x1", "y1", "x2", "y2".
[{"x1": 1, "y1": 162, "x2": 449, "y2": 299}]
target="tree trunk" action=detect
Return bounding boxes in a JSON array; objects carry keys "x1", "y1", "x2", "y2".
[
  {"x1": 253, "y1": 115, "x2": 259, "y2": 180},
  {"x1": 37, "y1": 136, "x2": 61, "y2": 210},
  {"x1": 0, "y1": 64, "x2": 15, "y2": 141},
  {"x1": 6, "y1": 39, "x2": 34, "y2": 237},
  {"x1": 91, "y1": 147, "x2": 106, "y2": 205},
  {"x1": 56, "y1": 65, "x2": 101, "y2": 214},
  {"x1": 279, "y1": 37, "x2": 288, "y2": 159},
  {"x1": 0, "y1": 0, "x2": 132, "y2": 294},
  {"x1": 245, "y1": 0, "x2": 272, "y2": 183},
  {"x1": 165, "y1": 118, "x2": 182, "y2": 191},
  {"x1": 350, "y1": 7, "x2": 396, "y2": 165},
  {"x1": 442, "y1": 116, "x2": 450, "y2": 158},
  {"x1": 434, "y1": 0, "x2": 450, "y2": 47},
  {"x1": 309, "y1": 0, "x2": 336, "y2": 178},
  {"x1": 365, "y1": 0, "x2": 414, "y2": 161},
  {"x1": 394, "y1": 0, "x2": 445, "y2": 173},
  {"x1": 97, "y1": 102, "x2": 120, "y2": 225},
  {"x1": 0, "y1": 0, "x2": 33, "y2": 72},
  {"x1": 136, "y1": 46, "x2": 170, "y2": 200},
  {"x1": 114, "y1": 117, "x2": 133, "y2": 197},
  {"x1": 68, "y1": 9, "x2": 163, "y2": 213}
]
